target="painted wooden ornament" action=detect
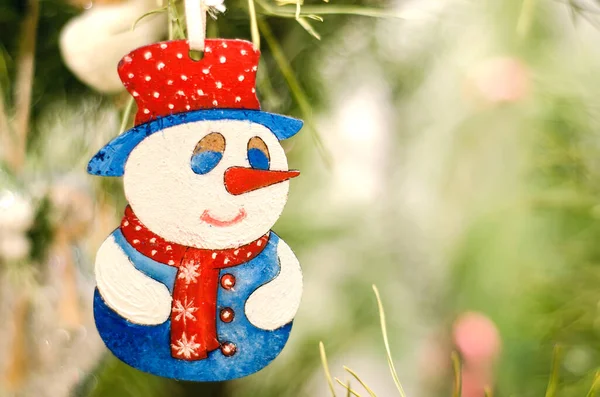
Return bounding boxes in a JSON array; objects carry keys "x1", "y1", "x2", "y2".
[{"x1": 88, "y1": 39, "x2": 303, "y2": 381}]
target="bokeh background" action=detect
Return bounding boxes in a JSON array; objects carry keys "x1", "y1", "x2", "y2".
[{"x1": 1, "y1": 0, "x2": 600, "y2": 396}]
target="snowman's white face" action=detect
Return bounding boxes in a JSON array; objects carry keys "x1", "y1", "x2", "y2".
[{"x1": 123, "y1": 119, "x2": 294, "y2": 249}]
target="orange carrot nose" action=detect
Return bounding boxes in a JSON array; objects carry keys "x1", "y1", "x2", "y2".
[{"x1": 224, "y1": 167, "x2": 300, "y2": 195}]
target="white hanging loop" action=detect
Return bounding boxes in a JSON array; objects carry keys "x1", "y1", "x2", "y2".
[
  {"x1": 185, "y1": 0, "x2": 207, "y2": 52},
  {"x1": 185, "y1": 0, "x2": 226, "y2": 53}
]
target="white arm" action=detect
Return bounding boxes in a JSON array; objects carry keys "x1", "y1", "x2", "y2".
[
  {"x1": 95, "y1": 235, "x2": 172, "y2": 325},
  {"x1": 245, "y1": 239, "x2": 303, "y2": 330}
]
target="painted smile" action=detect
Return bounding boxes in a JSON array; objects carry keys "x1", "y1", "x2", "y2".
[{"x1": 200, "y1": 208, "x2": 247, "y2": 227}]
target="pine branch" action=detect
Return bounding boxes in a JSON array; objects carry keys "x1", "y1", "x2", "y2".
[
  {"x1": 2, "y1": 293, "x2": 31, "y2": 391},
  {"x1": 0, "y1": 83, "x2": 11, "y2": 159},
  {"x1": 258, "y1": 17, "x2": 331, "y2": 165},
  {"x1": 10, "y1": 0, "x2": 39, "y2": 173},
  {"x1": 517, "y1": 0, "x2": 537, "y2": 37},
  {"x1": 256, "y1": 0, "x2": 406, "y2": 19}
]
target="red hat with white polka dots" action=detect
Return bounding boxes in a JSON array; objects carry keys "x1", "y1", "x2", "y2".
[{"x1": 118, "y1": 39, "x2": 261, "y2": 126}]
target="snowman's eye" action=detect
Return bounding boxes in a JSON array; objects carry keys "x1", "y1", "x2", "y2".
[
  {"x1": 247, "y1": 137, "x2": 270, "y2": 170},
  {"x1": 191, "y1": 132, "x2": 225, "y2": 175}
]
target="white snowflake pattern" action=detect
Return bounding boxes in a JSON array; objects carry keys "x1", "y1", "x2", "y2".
[
  {"x1": 172, "y1": 298, "x2": 198, "y2": 324},
  {"x1": 178, "y1": 261, "x2": 200, "y2": 284},
  {"x1": 171, "y1": 332, "x2": 201, "y2": 359}
]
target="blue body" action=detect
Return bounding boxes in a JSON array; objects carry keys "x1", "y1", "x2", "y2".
[{"x1": 94, "y1": 230, "x2": 292, "y2": 381}]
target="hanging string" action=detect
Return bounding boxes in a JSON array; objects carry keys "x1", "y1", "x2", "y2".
[
  {"x1": 185, "y1": 0, "x2": 206, "y2": 52},
  {"x1": 184, "y1": 0, "x2": 227, "y2": 54}
]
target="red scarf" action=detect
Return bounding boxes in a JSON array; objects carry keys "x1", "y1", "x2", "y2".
[{"x1": 120, "y1": 206, "x2": 269, "y2": 361}]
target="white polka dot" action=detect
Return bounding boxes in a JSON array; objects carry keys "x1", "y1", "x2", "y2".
[
  {"x1": 160, "y1": 43, "x2": 168, "y2": 49},
  {"x1": 216, "y1": 81, "x2": 222, "y2": 88},
  {"x1": 123, "y1": 221, "x2": 129, "y2": 226},
  {"x1": 144, "y1": 51, "x2": 152, "y2": 60},
  {"x1": 135, "y1": 226, "x2": 142, "y2": 231},
  {"x1": 128, "y1": 73, "x2": 134, "y2": 78},
  {"x1": 257, "y1": 240, "x2": 262, "y2": 246},
  {"x1": 186, "y1": 105, "x2": 191, "y2": 110},
  {"x1": 205, "y1": 46, "x2": 211, "y2": 53},
  {"x1": 241, "y1": 50, "x2": 247, "y2": 55},
  {"x1": 153, "y1": 92, "x2": 160, "y2": 98},
  {"x1": 212, "y1": 100, "x2": 218, "y2": 106},
  {"x1": 123, "y1": 56, "x2": 132, "y2": 63},
  {"x1": 150, "y1": 238, "x2": 156, "y2": 243},
  {"x1": 197, "y1": 89, "x2": 205, "y2": 95},
  {"x1": 222, "y1": 43, "x2": 228, "y2": 48},
  {"x1": 132, "y1": 91, "x2": 139, "y2": 97},
  {"x1": 177, "y1": 53, "x2": 183, "y2": 59},
  {"x1": 220, "y1": 56, "x2": 226, "y2": 63},
  {"x1": 181, "y1": 75, "x2": 188, "y2": 80},
  {"x1": 252, "y1": 65, "x2": 257, "y2": 71},
  {"x1": 203, "y1": 68, "x2": 210, "y2": 74},
  {"x1": 238, "y1": 75, "x2": 245, "y2": 82},
  {"x1": 251, "y1": 88, "x2": 256, "y2": 93},
  {"x1": 234, "y1": 250, "x2": 239, "y2": 256},
  {"x1": 224, "y1": 258, "x2": 230, "y2": 264},
  {"x1": 143, "y1": 109, "x2": 150, "y2": 114},
  {"x1": 166, "y1": 245, "x2": 172, "y2": 251},
  {"x1": 235, "y1": 96, "x2": 241, "y2": 103},
  {"x1": 151, "y1": 250, "x2": 157, "y2": 256},
  {"x1": 168, "y1": 260, "x2": 175, "y2": 265},
  {"x1": 168, "y1": 104, "x2": 174, "y2": 109},
  {"x1": 247, "y1": 252, "x2": 252, "y2": 258},
  {"x1": 145, "y1": 75, "x2": 151, "y2": 81},
  {"x1": 157, "y1": 62, "x2": 165, "y2": 70},
  {"x1": 133, "y1": 239, "x2": 140, "y2": 244},
  {"x1": 177, "y1": 90, "x2": 185, "y2": 96},
  {"x1": 167, "y1": 80, "x2": 173, "y2": 85},
  {"x1": 212, "y1": 252, "x2": 217, "y2": 259}
]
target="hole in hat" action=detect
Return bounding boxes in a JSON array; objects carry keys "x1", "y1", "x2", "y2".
[{"x1": 188, "y1": 49, "x2": 204, "y2": 62}]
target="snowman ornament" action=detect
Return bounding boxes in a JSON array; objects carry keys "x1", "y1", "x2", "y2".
[{"x1": 88, "y1": 39, "x2": 303, "y2": 381}]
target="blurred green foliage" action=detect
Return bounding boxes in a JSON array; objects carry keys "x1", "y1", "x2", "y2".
[{"x1": 2, "y1": 0, "x2": 600, "y2": 396}]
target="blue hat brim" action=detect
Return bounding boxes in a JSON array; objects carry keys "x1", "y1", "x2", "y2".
[{"x1": 88, "y1": 109, "x2": 303, "y2": 177}]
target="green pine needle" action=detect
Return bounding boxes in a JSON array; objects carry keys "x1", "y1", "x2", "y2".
[
  {"x1": 119, "y1": 97, "x2": 136, "y2": 134},
  {"x1": 343, "y1": 366, "x2": 378, "y2": 397},
  {"x1": 168, "y1": 0, "x2": 186, "y2": 40},
  {"x1": 545, "y1": 345, "x2": 563, "y2": 397},
  {"x1": 320, "y1": 341, "x2": 337, "y2": 397},
  {"x1": 131, "y1": 6, "x2": 168, "y2": 31},
  {"x1": 335, "y1": 378, "x2": 362, "y2": 397},
  {"x1": 451, "y1": 352, "x2": 462, "y2": 397},
  {"x1": 258, "y1": 17, "x2": 332, "y2": 166},
  {"x1": 248, "y1": 0, "x2": 261, "y2": 49},
  {"x1": 516, "y1": 0, "x2": 537, "y2": 38},
  {"x1": 296, "y1": 17, "x2": 322, "y2": 40},
  {"x1": 587, "y1": 371, "x2": 600, "y2": 397},
  {"x1": 372, "y1": 285, "x2": 407, "y2": 397}
]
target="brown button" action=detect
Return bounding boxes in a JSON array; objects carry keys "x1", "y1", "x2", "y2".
[
  {"x1": 220, "y1": 307, "x2": 235, "y2": 323},
  {"x1": 220, "y1": 274, "x2": 236, "y2": 290},
  {"x1": 220, "y1": 342, "x2": 237, "y2": 357}
]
